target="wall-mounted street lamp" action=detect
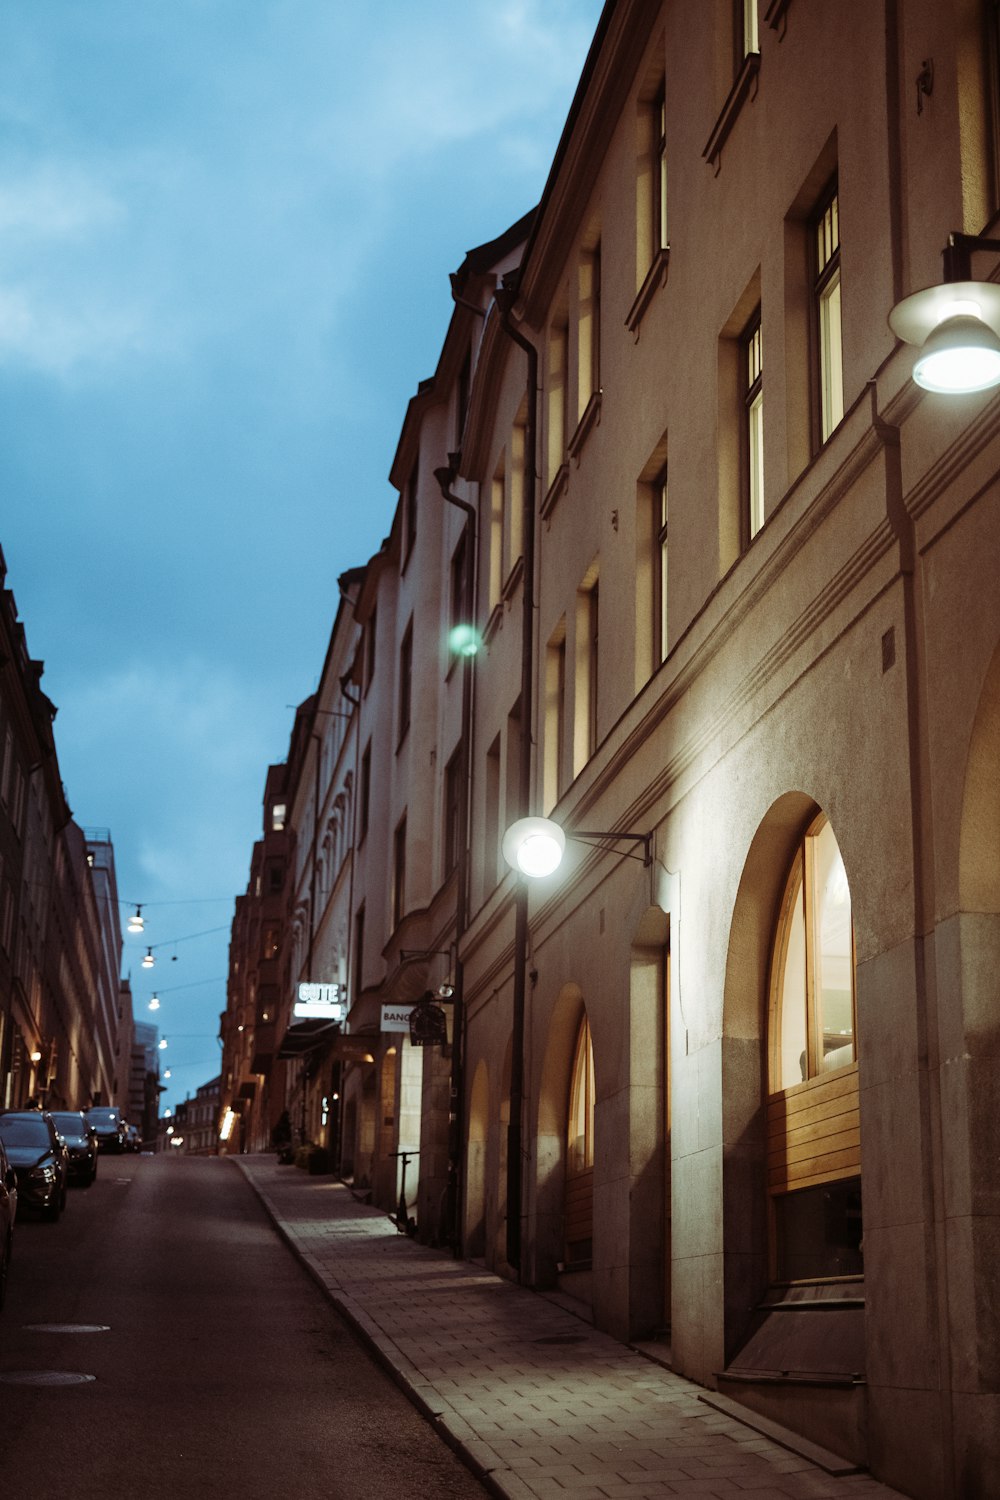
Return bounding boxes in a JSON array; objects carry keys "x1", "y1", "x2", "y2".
[
  {"x1": 502, "y1": 815, "x2": 652, "y2": 878},
  {"x1": 889, "y1": 233, "x2": 1000, "y2": 394}
]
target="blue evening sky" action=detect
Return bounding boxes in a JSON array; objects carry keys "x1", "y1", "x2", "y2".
[{"x1": 0, "y1": 0, "x2": 604, "y2": 1111}]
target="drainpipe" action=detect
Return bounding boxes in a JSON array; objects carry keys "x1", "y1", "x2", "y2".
[
  {"x1": 434, "y1": 459, "x2": 477, "y2": 1252},
  {"x1": 496, "y1": 271, "x2": 538, "y2": 1282},
  {"x1": 339, "y1": 667, "x2": 361, "y2": 1180}
]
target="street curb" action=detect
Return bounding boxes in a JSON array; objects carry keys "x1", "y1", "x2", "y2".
[{"x1": 232, "y1": 1159, "x2": 512, "y2": 1499}]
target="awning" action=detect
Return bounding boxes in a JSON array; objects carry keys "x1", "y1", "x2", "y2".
[{"x1": 277, "y1": 1018, "x2": 341, "y2": 1059}]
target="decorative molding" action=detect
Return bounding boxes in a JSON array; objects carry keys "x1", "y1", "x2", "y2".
[{"x1": 703, "y1": 53, "x2": 761, "y2": 176}]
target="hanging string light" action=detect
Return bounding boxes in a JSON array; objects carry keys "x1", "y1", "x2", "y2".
[
  {"x1": 142, "y1": 948, "x2": 155, "y2": 969},
  {"x1": 148, "y1": 994, "x2": 161, "y2": 1012},
  {"x1": 127, "y1": 905, "x2": 145, "y2": 934}
]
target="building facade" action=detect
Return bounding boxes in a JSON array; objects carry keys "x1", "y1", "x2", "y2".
[{"x1": 225, "y1": 4, "x2": 1000, "y2": 1494}]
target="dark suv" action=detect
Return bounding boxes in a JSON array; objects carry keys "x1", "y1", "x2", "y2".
[
  {"x1": 84, "y1": 1105, "x2": 128, "y2": 1154},
  {"x1": 0, "y1": 1111, "x2": 68, "y2": 1220}
]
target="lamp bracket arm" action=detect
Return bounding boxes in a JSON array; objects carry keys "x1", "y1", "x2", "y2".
[
  {"x1": 572, "y1": 829, "x2": 653, "y2": 866},
  {"x1": 943, "y1": 233, "x2": 1000, "y2": 284}
]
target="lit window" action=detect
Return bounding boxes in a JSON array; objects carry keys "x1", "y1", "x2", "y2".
[
  {"x1": 768, "y1": 814, "x2": 861, "y2": 1281},
  {"x1": 771, "y1": 816, "x2": 856, "y2": 1090},
  {"x1": 271, "y1": 803, "x2": 286, "y2": 832},
  {"x1": 740, "y1": 0, "x2": 759, "y2": 58},
  {"x1": 743, "y1": 314, "x2": 764, "y2": 541},
  {"x1": 655, "y1": 466, "x2": 669, "y2": 664},
  {"x1": 546, "y1": 319, "x2": 568, "y2": 491},
  {"x1": 815, "y1": 187, "x2": 844, "y2": 442}
]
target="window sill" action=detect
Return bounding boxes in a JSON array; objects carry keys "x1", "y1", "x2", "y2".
[
  {"x1": 625, "y1": 247, "x2": 670, "y2": 341},
  {"x1": 703, "y1": 52, "x2": 761, "y2": 175},
  {"x1": 764, "y1": 0, "x2": 792, "y2": 39},
  {"x1": 483, "y1": 601, "x2": 503, "y2": 647},
  {"x1": 541, "y1": 462, "x2": 569, "y2": 524},
  {"x1": 567, "y1": 390, "x2": 602, "y2": 466}
]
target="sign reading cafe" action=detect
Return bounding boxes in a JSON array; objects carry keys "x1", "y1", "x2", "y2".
[{"x1": 294, "y1": 983, "x2": 345, "y2": 1022}]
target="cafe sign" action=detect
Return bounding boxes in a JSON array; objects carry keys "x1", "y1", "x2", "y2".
[{"x1": 294, "y1": 982, "x2": 345, "y2": 1021}]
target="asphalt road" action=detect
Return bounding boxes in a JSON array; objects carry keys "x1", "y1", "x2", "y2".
[{"x1": 0, "y1": 1152, "x2": 488, "y2": 1500}]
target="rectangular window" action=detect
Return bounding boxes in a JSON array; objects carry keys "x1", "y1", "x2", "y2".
[
  {"x1": 587, "y1": 581, "x2": 600, "y2": 758},
  {"x1": 653, "y1": 82, "x2": 668, "y2": 259},
  {"x1": 449, "y1": 533, "x2": 467, "y2": 636},
  {"x1": 392, "y1": 815, "x2": 407, "y2": 929},
  {"x1": 484, "y1": 733, "x2": 501, "y2": 891},
  {"x1": 544, "y1": 626, "x2": 567, "y2": 812},
  {"x1": 505, "y1": 697, "x2": 522, "y2": 826},
  {"x1": 364, "y1": 609, "x2": 377, "y2": 694},
  {"x1": 578, "y1": 241, "x2": 601, "y2": 418},
  {"x1": 443, "y1": 747, "x2": 461, "y2": 879},
  {"x1": 546, "y1": 318, "x2": 568, "y2": 491},
  {"x1": 489, "y1": 453, "x2": 505, "y2": 609},
  {"x1": 353, "y1": 903, "x2": 365, "y2": 1001},
  {"x1": 655, "y1": 466, "x2": 669, "y2": 664},
  {"x1": 398, "y1": 622, "x2": 413, "y2": 745},
  {"x1": 743, "y1": 312, "x2": 764, "y2": 541},
  {"x1": 739, "y1": 0, "x2": 759, "y2": 59},
  {"x1": 359, "y1": 744, "x2": 371, "y2": 842},
  {"x1": 0, "y1": 728, "x2": 12, "y2": 807},
  {"x1": 271, "y1": 802, "x2": 286, "y2": 833},
  {"x1": 261, "y1": 924, "x2": 281, "y2": 961},
  {"x1": 574, "y1": 569, "x2": 600, "y2": 773},
  {"x1": 814, "y1": 186, "x2": 843, "y2": 442},
  {"x1": 404, "y1": 457, "x2": 418, "y2": 564},
  {"x1": 507, "y1": 404, "x2": 526, "y2": 572}
]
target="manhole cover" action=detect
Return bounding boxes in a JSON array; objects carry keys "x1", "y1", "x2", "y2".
[
  {"x1": 24, "y1": 1324, "x2": 110, "y2": 1335},
  {"x1": 533, "y1": 1334, "x2": 587, "y2": 1345},
  {"x1": 0, "y1": 1371, "x2": 96, "y2": 1386}
]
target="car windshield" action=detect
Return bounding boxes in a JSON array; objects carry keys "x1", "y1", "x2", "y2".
[
  {"x1": 86, "y1": 1110, "x2": 120, "y2": 1125},
  {"x1": 51, "y1": 1113, "x2": 88, "y2": 1135},
  {"x1": 0, "y1": 1116, "x2": 51, "y2": 1148}
]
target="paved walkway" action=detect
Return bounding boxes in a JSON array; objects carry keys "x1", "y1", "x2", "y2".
[{"x1": 234, "y1": 1156, "x2": 907, "y2": 1500}]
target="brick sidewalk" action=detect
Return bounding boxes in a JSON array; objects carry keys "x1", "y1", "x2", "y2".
[{"x1": 234, "y1": 1155, "x2": 906, "y2": 1500}]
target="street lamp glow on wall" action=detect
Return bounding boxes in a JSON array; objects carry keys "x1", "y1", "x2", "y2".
[
  {"x1": 502, "y1": 816, "x2": 566, "y2": 877},
  {"x1": 502, "y1": 816, "x2": 653, "y2": 878},
  {"x1": 889, "y1": 233, "x2": 1000, "y2": 395}
]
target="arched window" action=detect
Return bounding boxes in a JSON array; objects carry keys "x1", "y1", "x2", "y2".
[
  {"x1": 564, "y1": 1013, "x2": 595, "y2": 1270},
  {"x1": 770, "y1": 814, "x2": 856, "y2": 1089},
  {"x1": 767, "y1": 814, "x2": 861, "y2": 1282}
]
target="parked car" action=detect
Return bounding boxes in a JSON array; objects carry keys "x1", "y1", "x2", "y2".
[
  {"x1": 49, "y1": 1110, "x2": 99, "y2": 1186},
  {"x1": 0, "y1": 1111, "x2": 68, "y2": 1221},
  {"x1": 84, "y1": 1105, "x2": 127, "y2": 1154},
  {"x1": 0, "y1": 1137, "x2": 16, "y2": 1309}
]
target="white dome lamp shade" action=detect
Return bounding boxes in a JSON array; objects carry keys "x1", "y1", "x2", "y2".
[
  {"x1": 502, "y1": 816, "x2": 566, "y2": 878},
  {"x1": 889, "y1": 277, "x2": 1000, "y2": 396}
]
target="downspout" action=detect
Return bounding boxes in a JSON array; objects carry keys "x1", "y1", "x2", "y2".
[
  {"x1": 496, "y1": 271, "x2": 538, "y2": 1282},
  {"x1": 434, "y1": 458, "x2": 477, "y2": 1253},
  {"x1": 338, "y1": 663, "x2": 362, "y2": 1181}
]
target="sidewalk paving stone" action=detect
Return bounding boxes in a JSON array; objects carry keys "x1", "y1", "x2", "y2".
[{"x1": 234, "y1": 1156, "x2": 910, "y2": 1500}]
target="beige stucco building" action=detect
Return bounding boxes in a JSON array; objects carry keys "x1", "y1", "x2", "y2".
[{"x1": 224, "y1": 4, "x2": 1000, "y2": 1494}]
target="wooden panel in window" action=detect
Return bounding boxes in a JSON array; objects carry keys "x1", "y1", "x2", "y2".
[{"x1": 767, "y1": 1063, "x2": 860, "y2": 1195}]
